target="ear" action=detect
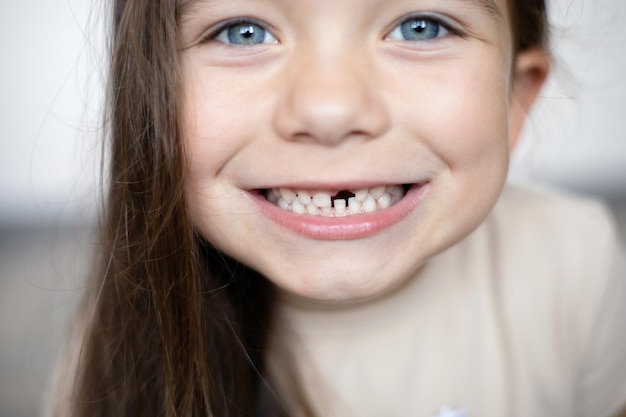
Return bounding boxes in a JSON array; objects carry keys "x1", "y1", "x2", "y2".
[{"x1": 508, "y1": 49, "x2": 550, "y2": 149}]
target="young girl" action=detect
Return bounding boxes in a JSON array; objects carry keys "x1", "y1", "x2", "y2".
[{"x1": 50, "y1": 0, "x2": 626, "y2": 416}]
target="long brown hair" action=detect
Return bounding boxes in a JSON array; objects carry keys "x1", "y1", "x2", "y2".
[
  {"x1": 53, "y1": 0, "x2": 547, "y2": 416},
  {"x1": 55, "y1": 0, "x2": 274, "y2": 416},
  {"x1": 509, "y1": 0, "x2": 548, "y2": 53}
]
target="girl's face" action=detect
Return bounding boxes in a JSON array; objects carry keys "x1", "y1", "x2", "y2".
[{"x1": 180, "y1": 0, "x2": 545, "y2": 301}]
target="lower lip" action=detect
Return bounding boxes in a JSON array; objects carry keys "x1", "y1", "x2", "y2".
[{"x1": 248, "y1": 183, "x2": 429, "y2": 240}]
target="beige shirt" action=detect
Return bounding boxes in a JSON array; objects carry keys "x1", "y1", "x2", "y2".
[{"x1": 267, "y1": 184, "x2": 626, "y2": 417}]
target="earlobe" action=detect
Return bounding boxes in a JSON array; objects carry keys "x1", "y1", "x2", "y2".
[{"x1": 508, "y1": 49, "x2": 550, "y2": 149}]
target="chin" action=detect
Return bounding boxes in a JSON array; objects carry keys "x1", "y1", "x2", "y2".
[{"x1": 247, "y1": 242, "x2": 427, "y2": 303}]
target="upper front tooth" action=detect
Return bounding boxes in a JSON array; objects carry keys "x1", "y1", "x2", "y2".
[
  {"x1": 362, "y1": 195, "x2": 377, "y2": 213},
  {"x1": 312, "y1": 192, "x2": 332, "y2": 208},
  {"x1": 348, "y1": 197, "x2": 361, "y2": 214},
  {"x1": 279, "y1": 188, "x2": 297, "y2": 203},
  {"x1": 268, "y1": 185, "x2": 406, "y2": 216},
  {"x1": 354, "y1": 189, "x2": 369, "y2": 202},
  {"x1": 334, "y1": 199, "x2": 346, "y2": 216},
  {"x1": 370, "y1": 186, "x2": 386, "y2": 199},
  {"x1": 297, "y1": 190, "x2": 312, "y2": 205}
]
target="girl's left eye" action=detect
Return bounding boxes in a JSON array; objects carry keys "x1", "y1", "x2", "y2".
[
  {"x1": 213, "y1": 21, "x2": 278, "y2": 46},
  {"x1": 387, "y1": 17, "x2": 450, "y2": 42}
]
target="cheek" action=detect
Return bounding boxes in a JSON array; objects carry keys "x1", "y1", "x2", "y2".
[
  {"x1": 183, "y1": 72, "x2": 259, "y2": 183},
  {"x1": 394, "y1": 56, "x2": 511, "y2": 236},
  {"x1": 422, "y1": 63, "x2": 510, "y2": 168},
  {"x1": 182, "y1": 71, "x2": 273, "y2": 253},
  {"x1": 410, "y1": 62, "x2": 511, "y2": 213}
]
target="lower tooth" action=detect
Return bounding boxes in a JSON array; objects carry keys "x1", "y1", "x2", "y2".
[
  {"x1": 278, "y1": 198, "x2": 290, "y2": 211},
  {"x1": 378, "y1": 192, "x2": 391, "y2": 209},
  {"x1": 306, "y1": 204, "x2": 319, "y2": 215},
  {"x1": 291, "y1": 199, "x2": 306, "y2": 214}
]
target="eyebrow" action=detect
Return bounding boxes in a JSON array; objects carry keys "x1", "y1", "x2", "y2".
[
  {"x1": 180, "y1": 0, "x2": 504, "y2": 21},
  {"x1": 469, "y1": 0, "x2": 503, "y2": 19}
]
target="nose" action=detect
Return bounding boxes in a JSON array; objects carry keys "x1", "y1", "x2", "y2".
[{"x1": 272, "y1": 51, "x2": 390, "y2": 146}]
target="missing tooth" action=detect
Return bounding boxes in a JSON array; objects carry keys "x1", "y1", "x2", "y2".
[{"x1": 332, "y1": 190, "x2": 355, "y2": 204}]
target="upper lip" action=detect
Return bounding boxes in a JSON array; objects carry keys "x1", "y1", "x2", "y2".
[{"x1": 249, "y1": 180, "x2": 430, "y2": 193}]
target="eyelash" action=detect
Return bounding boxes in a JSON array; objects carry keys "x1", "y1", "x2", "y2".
[
  {"x1": 200, "y1": 18, "x2": 277, "y2": 46},
  {"x1": 386, "y1": 13, "x2": 465, "y2": 42},
  {"x1": 200, "y1": 13, "x2": 463, "y2": 46}
]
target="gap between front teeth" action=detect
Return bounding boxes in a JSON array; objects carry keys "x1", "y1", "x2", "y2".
[{"x1": 265, "y1": 185, "x2": 406, "y2": 217}]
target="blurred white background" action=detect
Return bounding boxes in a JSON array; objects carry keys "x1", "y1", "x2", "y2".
[
  {"x1": 0, "y1": 0, "x2": 625, "y2": 416},
  {"x1": 1, "y1": 1, "x2": 103, "y2": 415},
  {"x1": 0, "y1": 0, "x2": 103, "y2": 228},
  {"x1": 510, "y1": 0, "x2": 626, "y2": 198}
]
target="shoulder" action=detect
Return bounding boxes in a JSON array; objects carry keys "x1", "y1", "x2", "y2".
[
  {"x1": 485, "y1": 182, "x2": 624, "y2": 334},
  {"x1": 485, "y1": 182, "x2": 626, "y2": 416},
  {"x1": 492, "y1": 182, "x2": 617, "y2": 246},
  {"x1": 486, "y1": 182, "x2": 620, "y2": 282}
]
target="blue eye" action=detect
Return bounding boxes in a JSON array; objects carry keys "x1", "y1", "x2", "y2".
[
  {"x1": 215, "y1": 21, "x2": 278, "y2": 45},
  {"x1": 388, "y1": 17, "x2": 449, "y2": 42}
]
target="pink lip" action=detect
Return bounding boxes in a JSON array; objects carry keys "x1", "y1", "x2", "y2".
[{"x1": 248, "y1": 183, "x2": 429, "y2": 240}]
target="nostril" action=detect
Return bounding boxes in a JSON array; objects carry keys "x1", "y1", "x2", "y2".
[{"x1": 272, "y1": 63, "x2": 390, "y2": 146}]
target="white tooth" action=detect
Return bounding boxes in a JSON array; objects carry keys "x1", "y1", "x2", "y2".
[
  {"x1": 378, "y1": 192, "x2": 392, "y2": 209},
  {"x1": 297, "y1": 190, "x2": 312, "y2": 205},
  {"x1": 291, "y1": 199, "x2": 306, "y2": 214},
  {"x1": 306, "y1": 203, "x2": 319, "y2": 215},
  {"x1": 279, "y1": 188, "x2": 297, "y2": 203},
  {"x1": 354, "y1": 189, "x2": 369, "y2": 202},
  {"x1": 362, "y1": 195, "x2": 377, "y2": 213},
  {"x1": 370, "y1": 186, "x2": 386, "y2": 199},
  {"x1": 278, "y1": 198, "x2": 290, "y2": 211},
  {"x1": 322, "y1": 207, "x2": 332, "y2": 216},
  {"x1": 348, "y1": 197, "x2": 361, "y2": 214},
  {"x1": 313, "y1": 192, "x2": 332, "y2": 208},
  {"x1": 334, "y1": 199, "x2": 346, "y2": 216}
]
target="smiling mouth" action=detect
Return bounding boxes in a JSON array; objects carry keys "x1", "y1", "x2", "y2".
[{"x1": 264, "y1": 184, "x2": 412, "y2": 217}]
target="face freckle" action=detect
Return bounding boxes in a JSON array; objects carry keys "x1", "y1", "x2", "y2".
[{"x1": 180, "y1": 0, "x2": 535, "y2": 302}]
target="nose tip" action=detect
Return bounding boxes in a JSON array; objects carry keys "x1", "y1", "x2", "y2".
[{"x1": 273, "y1": 62, "x2": 389, "y2": 146}]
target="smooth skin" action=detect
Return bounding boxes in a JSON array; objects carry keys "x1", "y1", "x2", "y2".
[{"x1": 179, "y1": 0, "x2": 548, "y2": 302}]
